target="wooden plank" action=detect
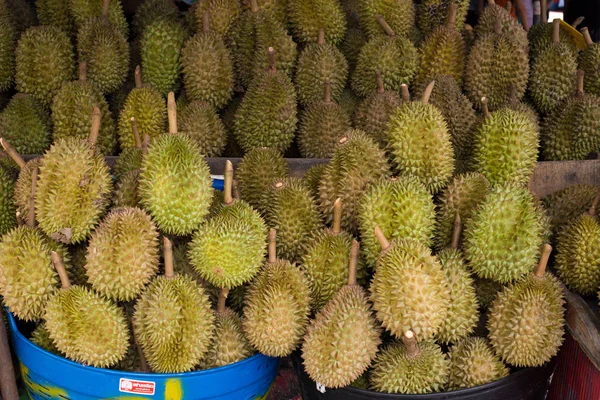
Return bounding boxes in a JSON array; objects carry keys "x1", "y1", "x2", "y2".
[
  {"x1": 562, "y1": 284, "x2": 600, "y2": 371},
  {"x1": 530, "y1": 160, "x2": 600, "y2": 198}
]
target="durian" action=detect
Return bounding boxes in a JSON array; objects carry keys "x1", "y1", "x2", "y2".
[
  {"x1": 448, "y1": 337, "x2": 508, "y2": 389},
  {"x1": 287, "y1": 0, "x2": 347, "y2": 45},
  {"x1": 338, "y1": 86, "x2": 361, "y2": 117},
  {"x1": 528, "y1": 18, "x2": 579, "y2": 61},
  {"x1": 36, "y1": 0, "x2": 73, "y2": 35},
  {"x1": 542, "y1": 183, "x2": 598, "y2": 235},
  {"x1": 69, "y1": 0, "x2": 128, "y2": 38},
  {"x1": 475, "y1": 0, "x2": 528, "y2": 48},
  {"x1": 340, "y1": 27, "x2": 366, "y2": 75},
  {"x1": 193, "y1": 0, "x2": 240, "y2": 37},
  {"x1": 579, "y1": 27, "x2": 600, "y2": 96},
  {"x1": 3, "y1": 144, "x2": 38, "y2": 226},
  {"x1": 475, "y1": 277, "x2": 504, "y2": 309},
  {"x1": 0, "y1": 94, "x2": 51, "y2": 155},
  {"x1": 418, "y1": 0, "x2": 470, "y2": 38},
  {"x1": 31, "y1": 323, "x2": 61, "y2": 355},
  {"x1": 358, "y1": 0, "x2": 414, "y2": 39},
  {"x1": 0, "y1": 3, "x2": 15, "y2": 92},
  {"x1": 132, "y1": 0, "x2": 179, "y2": 39},
  {"x1": 179, "y1": 100, "x2": 227, "y2": 157},
  {"x1": 302, "y1": 163, "x2": 326, "y2": 200}
]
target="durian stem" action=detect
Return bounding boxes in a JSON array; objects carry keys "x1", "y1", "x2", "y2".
[
  {"x1": 446, "y1": 3, "x2": 458, "y2": 29},
  {"x1": 130, "y1": 117, "x2": 142, "y2": 149},
  {"x1": 51, "y1": 251, "x2": 71, "y2": 289},
  {"x1": 142, "y1": 134, "x2": 150, "y2": 155},
  {"x1": 102, "y1": 0, "x2": 110, "y2": 18},
  {"x1": 421, "y1": 81, "x2": 435, "y2": 104},
  {"x1": 552, "y1": 19, "x2": 560, "y2": 44},
  {"x1": 163, "y1": 237, "x2": 174, "y2": 278},
  {"x1": 402, "y1": 330, "x2": 419, "y2": 358},
  {"x1": 0, "y1": 139, "x2": 25, "y2": 169},
  {"x1": 588, "y1": 189, "x2": 600, "y2": 216},
  {"x1": 374, "y1": 225, "x2": 390, "y2": 251},
  {"x1": 134, "y1": 65, "x2": 143, "y2": 88},
  {"x1": 582, "y1": 27, "x2": 594, "y2": 46},
  {"x1": 534, "y1": 243, "x2": 552, "y2": 278},
  {"x1": 348, "y1": 240, "x2": 359, "y2": 286},
  {"x1": 451, "y1": 212, "x2": 461, "y2": 250},
  {"x1": 481, "y1": 97, "x2": 491, "y2": 118},
  {"x1": 202, "y1": 12, "x2": 210, "y2": 33},
  {"x1": 401, "y1": 84, "x2": 410, "y2": 102},
  {"x1": 250, "y1": 0, "x2": 259, "y2": 13},
  {"x1": 88, "y1": 107, "x2": 101, "y2": 149},
  {"x1": 223, "y1": 160, "x2": 234, "y2": 205},
  {"x1": 323, "y1": 81, "x2": 331, "y2": 103},
  {"x1": 332, "y1": 198, "x2": 342, "y2": 235},
  {"x1": 27, "y1": 166, "x2": 38, "y2": 228},
  {"x1": 317, "y1": 28, "x2": 325, "y2": 45},
  {"x1": 268, "y1": 229, "x2": 277, "y2": 263},
  {"x1": 376, "y1": 70, "x2": 385, "y2": 93},
  {"x1": 376, "y1": 15, "x2": 395, "y2": 37},
  {"x1": 267, "y1": 47, "x2": 277, "y2": 72},
  {"x1": 577, "y1": 70, "x2": 585, "y2": 96},
  {"x1": 217, "y1": 288, "x2": 229, "y2": 313},
  {"x1": 78, "y1": 61, "x2": 87, "y2": 82},
  {"x1": 573, "y1": 16, "x2": 585, "y2": 29},
  {"x1": 167, "y1": 92, "x2": 177, "y2": 134}
]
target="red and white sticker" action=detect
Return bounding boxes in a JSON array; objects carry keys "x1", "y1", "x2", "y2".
[{"x1": 119, "y1": 378, "x2": 156, "y2": 396}]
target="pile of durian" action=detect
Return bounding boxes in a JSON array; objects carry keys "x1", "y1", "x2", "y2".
[{"x1": 0, "y1": 0, "x2": 595, "y2": 395}]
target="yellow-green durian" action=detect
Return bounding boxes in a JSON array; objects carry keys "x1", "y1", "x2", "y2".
[
  {"x1": 179, "y1": 100, "x2": 227, "y2": 157},
  {"x1": 358, "y1": 0, "x2": 414, "y2": 39},
  {"x1": 418, "y1": 0, "x2": 470, "y2": 38},
  {"x1": 542, "y1": 184, "x2": 598, "y2": 235},
  {"x1": 0, "y1": 94, "x2": 51, "y2": 155},
  {"x1": 340, "y1": 27, "x2": 367, "y2": 75},
  {"x1": 69, "y1": 0, "x2": 128, "y2": 37},
  {"x1": 132, "y1": 0, "x2": 179, "y2": 39},
  {"x1": 0, "y1": 3, "x2": 15, "y2": 92},
  {"x1": 36, "y1": 0, "x2": 73, "y2": 34},
  {"x1": 193, "y1": 0, "x2": 240, "y2": 37},
  {"x1": 31, "y1": 323, "x2": 61, "y2": 355},
  {"x1": 579, "y1": 27, "x2": 600, "y2": 96},
  {"x1": 287, "y1": 0, "x2": 346, "y2": 45},
  {"x1": 448, "y1": 337, "x2": 509, "y2": 390},
  {"x1": 302, "y1": 163, "x2": 326, "y2": 200},
  {"x1": 529, "y1": 21, "x2": 579, "y2": 61},
  {"x1": 475, "y1": 0, "x2": 528, "y2": 47}
]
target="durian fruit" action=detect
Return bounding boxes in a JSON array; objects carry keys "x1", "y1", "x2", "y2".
[
  {"x1": 117, "y1": 66, "x2": 167, "y2": 150},
  {"x1": 302, "y1": 240, "x2": 381, "y2": 388},
  {"x1": 0, "y1": 162, "x2": 17, "y2": 236},
  {"x1": 528, "y1": 15, "x2": 579, "y2": 61},
  {"x1": 67, "y1": 243, "x2": 89, "y2": 287},
  {"x1": 287, "y1": 0, "x2": 346, "y2": 45},
  {"x1": 471, "y1": 98, "x2": 539, "y2": 186},
  {"x1": 0, "y1": 94, "x2": 51, "y2": 155},
  {"x1": 35, "y1": 108, "x2": 112, "y2": 244},
  {"x1": 504, "y1": 85, "x2": 540, "y2": 129},
  {"x1": 236, "y1": 148, "x2": 289, "y2": 215},
  {"x1": 132, "y1": 0, "x2": 179, "y2": 39},
  {"x1": 542, "y1": 183, "x2": 598, "y2": 234},
  {"x1": 370, "y1": 228, "x2": 450, "y2": 340},
  {"x1": 31, "y1": 323, "x2": 61, "y2": 355},
  {"x1": 475, "y1": 0, "x2": 528, "y2": 47},
  {"x1": 85, "y1": 207, "x2": 159, "y2": 302},
  {"x1": 15, "y1": 25, "x2": 75, "y2": 107},
  {"x1": 139, "y1": 93, "x2": 213, "y2": 236},
  {"x1": 188, "y1": 161, "x2": 266, "y2": 288},
  {"x1": 358, "y1": 176, "x2": 435, "y2": 269},
  {"x1": 579, "y1": 27, "x2": 600, "y2": 96},
  {"x1": 488, "y1": 244, "x2": 565, "y2": 367},
  {"x1": 45, "y1": 251, "x2": 129, "y2": 368},
  {"x1": 295, "y1": 29, "x2": 349, "y2": 106},
  {"x1": 113, "y1": 120, "x2": 143, "y2": 208},
  {"x1": 76, "y1": 5, "x2": 130, "y2": 95},
  {"x1": 243, "y1": 229, "x2": 311, "y2": 357},
  {"x1": 415, "y1": 4, "x2": 465, "y2": 88},
  {"x1": 52, "y1": 62, "x2": 117, "y2": 155},
  {"x1": 233, "y1": 47, "x2": 297, "y2": 153},
  {"x1": 464, "y1": 182, "x2": 548, "y2": 283},
  {"x1": 385, "y1": 82, "x2": 455, "y2": 193},
  {"x1": 182, "y1": 13, "x2": 234, "y2": 109},
  {"x1": 265, "y1": 178, "x2": 322, "y2": 262},
  {"x1": 351, "y1": 17, "x2": 418, "y2": 97},
  {"x1": 134, "y1": 237, "x2": 215, "y2": 373},
  {"x1": 3, "y1": 143, "x2": 38, "y2": 226},
  {"x1": 350, "y1": 372, "x2": 370, "y2": 389},
  {"x1": 340, "y1": 27, "x2": 367, "y2": 75},
  {"x1": 0, "y1": 2, "x2": 15, "y2": 92},
  {"x1": 418, "y1": 0, "x2": 470, "y2": 38},
  {"x1": 69, "y1": 0, "x2": 128, "y2": 37},
  {"x1": 542, "y1": 70, "x2": 600, "y2": 161},
  {"x1": 302, "y1": 163, "x2": 326, "y2": 200},
  {"x1": 475, "y1": 278, "x2": 504, "y2": 309},
  {"x1": 554, "y1": 192, "x2": 600, "y2": 295},
  {"x1": 199, "y1": 288, "x2": 254, "y2": 369},
  {"x1": 434, "y1": 172, "x2": 490, "y2": 251},
  {"x1": 529, "y1": 19, "x2": 578, "y2": 114},
  {"x1": 241, "y1": 0, "x2": 287, "y2": 25},
  {"x1": 353, "y1": 72, "x2": 406, "y2": 147},
  {"x1": 370, "y1": 331, "x2": 450, "y2": 394},
  {"x1": 448, "y1": 337, "x2": 508, "y2": 390},
  {"x1": 178, "y1": 101, "x2": 227, "y2": 157},
  {"x1": 318, "y1": 130, "x2": 390, "y2": 233},
  {"x1": 298, "y1": 82, "x2": 351, "y2": 158},
  {"x1": 464, "y1": 20, "x2": 529, "y2": 111},
  {"x1": 338, "y1": 86, "x2": 361, "y2": 117},
  {"x1": 358, "y1": 0, "x2": 414, "y2": 39},
  {"x1": 193, "y1": 0, "x2": 241, "y2": 37}
]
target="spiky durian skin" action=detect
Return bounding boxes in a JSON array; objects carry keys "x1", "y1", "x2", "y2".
[
  {"x1": 464, "y1": 183, "x2": 548, "y2": 283},
  {"x1": 487, "y1": 272, "x2": 565, "y2": 367},
  {"x1": 134, "y1": 275, "x2": 215, "y2": 373},
  {"x1": 529, "y1": 43, "x2": 578, "y2": 114},
  {"x1": 113, "y1": 148, "x2": 143, "y2": 179},
  {"x1": 117, "y1": 87, "x2": 166, "y2": 150},
  {"x1": 52, "y1": 81, "x2": 116, "y2": 155},
  {"x1": 434, "y1": 172, "x2": 490, "y2": 250},
  {"x1": 182, "y1": 31, "x2": 233, "y2": 110},
  {"x1": 475, "y1": 278, "x2": 504, "y2": 309},
  {"x1": 358, "y1": 0, "x2": 414, "y2": 39},
  {"x1": 542, "y1": 93, "x2": 600, "y2": 161},
  {"x1": 67, "y1": 243, "x2": 89, "y2": 287},
  {"x1": 77, "y1": 17, "x2": 130, "y2": 95},
  {"x1": 176, "y1": 101, "x2": 226, "y2": 157},
  {"x1": 294, "y1": 43, "x2": 349, "y2": 106},
  {"x1": 13, "y1": 159, "x2": 39, "y2": 224},
  {"x1": 0, "y1": 94, "x2": 51, "y2": 155},
  {"x1": 351, "y1": 36, "x2": 418, "y2": 97},
  {"x1": 45, "y1": 285, "x2": 129, "y2": 368},
  {"x1": 200, "y1": 308, "x2": 254, "y2": 369},
  {"x1": 0, "y1": 227, "x2": 69, "y2": 322},
  {"x1": 417, "y1": 0, "x2": 470, "y2": 37},
  {"x1": 354, "y1": 90, "x2": 402, "y2": 147},
  {"x1": 416, "y1": 26, "x2": 465, "y2": 88},
  {"x1": 233, "y1": 70, "x2": 297, "y2": 152},
  {"x1": 0, "y1": 5, "x2": 15, "y2": 92},
  {"x1": 31, "y1": 323, "x2": 61, "y2": 355},
  {"x1": 85, "y1": 207, "x2": 159, "y2": 302},
  {"x1": 543, "y1": 184, "x2": 598, "y2": 235},
  {"x1": 287, "y1": 0, "x2": 347, "y2": 45},
  {"x1": 358, "y1": 177, "x2": 435, "y2": 268},
  {"x1": 193, "y1": 0, "x2": 240, "y2": 37},
  {"x1": 298, "y1": 101, "x2": 351, "y2": 158},
  {"x1": 318, "y1": 130, "x2": 390, "y2": 233},
  {"x1": 139, "y1": 134, "x2": 213, "y2": 236},
  {"x1": 471, "y1": 108, "x2": 539, "y2": 186},
  {"x1": 15, "y1": 26, "x2": 75, "y2": 107},
  {"x1": 36, "y1": 138, "x2": 112, "y2": 244},
  {"x1": 528, "y1": 22, "x2": 579, "y2": 61},
  {"x1": 370, "y1": 341, "x2": 450, "y2": 394},
  {"x1": 580, "y1": 43, "x2": 600, "y2": 96},
  {"x1": 189, "y1": 201, "x2": 266, "y2": 288},
  {"x1": 448, "y1": 337, "x2": 508, "y2": 390},
  {"x1": 555, "y1": 214, "x2": 600, "y2": 295},
  {"x1": 302, "y1": 163, "x2": 325, "y2": 200},
  {"x1": 340, "y1": 27, "x2": 366, "y2": 75},
  {"x1": 371, "y1": 238, "x2": 450, "y2": 340},
  {"x1": 132, "y1": 0, "x2": 179, "y2": 39},
  {"x1": 36, "y1": 0, "x2": 73, "y2": 34},
  {"x1": 113, "y1": 170, "x2": 141, "y2": 209},
  {"x1": 386, "y1": 101, "x2": 455, "y2": 193},
  {"x1": 475, "y1": 3, "x2": 528, "y2": 47},
  {"x1": 436, "y1": 250, "x2": 479, "y2": 344},
  {"x1": 236, "y1": 148, "x2": 289, "y2": 215},
  {"x1": 338, "y1": 87, "x2": 361, "y2": 118},
  {"x1": 302, "y1": 285, "x2": 381, "y2": 388},
  {"x1": 243, "y1": 260, "x2": 311, "y2": 357},
  {"x1": 242, "y1": 0, "x2": 287, "y2": 25},
  {"x1": 69, "y1": 0, "x2": 128, "y2": 37},
  {"x1": 0, "y1": 166, "x2": 16, "y2": 236}
]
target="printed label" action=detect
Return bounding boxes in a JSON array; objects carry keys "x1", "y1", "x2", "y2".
[{"x1": 119, "y1": 378, "x2": 156, "y2": 396}]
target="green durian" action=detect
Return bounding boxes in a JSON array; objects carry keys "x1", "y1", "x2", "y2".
[
  {"x1": 448, "y1": 337, "x2": 509, "y2": 390},
  {"x1": 302, "y1": 163, "x2": 326, "y2": 200},
  {"x1": 340, "y1": 27, "x2": 367, "y2": 75},
  {"x1": 0, "y1": 165, "x2": 16, "y2": 236},
  {"x1": 11, "y1": 155, "x2": 39, "y2": 225},
  {"x1": 579, "y1": 27, "x2": 600, "y2": 96},
  {"x1": 179, "y1": 100, "x2": 227, "y2": 157},
  {"x1": 370, "y1": 331, "x2": 450, "y2": 394},
  {"x1": 242, "y1": 0, "x2": 287, "y2": 24},
  {"x1": 15, "y1": 25, "x2": 75, "y2": 107},
  {"x1": 69, "y1": 0, "x2": 128, "y2": 37},
  {"x1": 358, "y1": 0, "x2": 414, "y2": 39},
  {"x1": 338, "y1": 86, "x2": 361, "y2": 117},
  {"x1": 132, "y1": 0, "x2": 179, "y2": 39},
  {"x1": 193, "y1": 0, "x2": 241, "y2": 37},
  {"x1": 542, "y1": 184, "x2": 598, "y2": 234},
  {"x1": 31, "y1": 323, "x2": 61, "y2": 355},
  {"x1": 0, "y1": 94, "x2": 51, "y2": 155},
  {"x1": 418, "y1": 0, "x2": 470, "y2": 38},
  {"x1": 113, "y1": 145, "x2": 143, "y2": 180},
  {"x1": 385, "y1": 82, "x2": 455, "y2": 193},
  {"x1": 475, "y1": 0, "x2": 528, "y2": 48},
  {"x1": 529, "y1": 22, "x2": 579, "y2": 61},
  {"x1": 475, "y1": 278, "x2": 504, "y2": 309},
  {"x1": 114, "y1": 170, "x2": 141, "y2": 208},
  {"x1": 0, "y1": 3, "x2": 15, "y2": 92},
  {"x1": 287, "y1": 0, "x2": 346, "y2": 45},
  {"x1": 108, "y1": 79, "x2": 134, "y2": 118},
  {"x1": 67, "y1": 243, "x2": 89, "y2": 287},
  {"x1": 350, "y1": 372, "x2": 370, "y2": 389}
]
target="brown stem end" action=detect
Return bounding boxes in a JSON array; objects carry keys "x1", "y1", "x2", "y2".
[
  {"x1": 51, "y1": 251, "x2": 71, "y2": 289},
  {"x1": 451, "y1": 212, "x2": 461, "y2": 249},
  {"x1": 534, "y1": 243, "x2": 552, "y2": 278},
  {"x1": 268, "y1": 228, "x2": 277, "y2": 263},
  {"x1": 374, "y1": 225, "x2": 390, "y2": 251},
  {"x1": 348, "y1": 240, "x2": 359, "y2": 286},
  {"x1": 163, "y1": 237, "x2": 174, "y2": 278},
  {"x1": 332, "y1": 198, "x2": 342, "y2": 235},
  {"x1": 223, "y1": 160, "x2": 234, "y2": 205}
]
